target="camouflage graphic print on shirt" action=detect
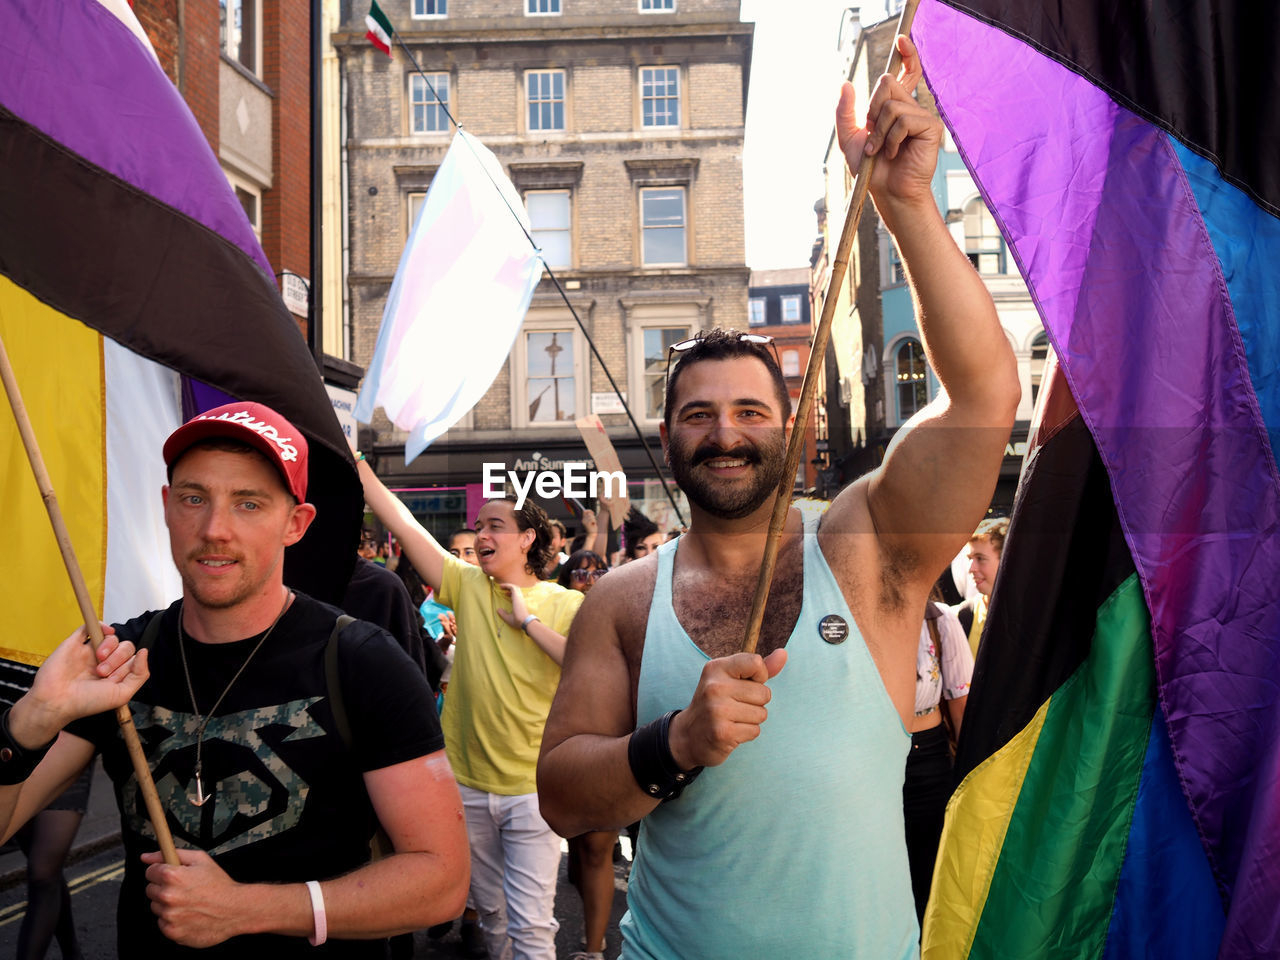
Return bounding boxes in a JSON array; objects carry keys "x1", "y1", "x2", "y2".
[{"x1": 121, "y1": 699, "x2": 326, "y2": 856}]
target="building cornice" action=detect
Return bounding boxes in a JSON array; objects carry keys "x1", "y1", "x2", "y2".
[{"x1": 332, "y1": 21, "x2": 753, "y2": 51}]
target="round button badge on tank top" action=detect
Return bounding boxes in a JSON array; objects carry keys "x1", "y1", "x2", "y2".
[{"x1": 818, "y1": 614, "x2": 849, "y2": 644}]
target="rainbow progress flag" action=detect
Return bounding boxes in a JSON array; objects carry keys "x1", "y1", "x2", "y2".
[
  {"x1": 0, "y1": 0, "x2": 362, "y2": 660},
  {"x1": 914, "y1": 0, "x2": 1280, "y2": 957}
]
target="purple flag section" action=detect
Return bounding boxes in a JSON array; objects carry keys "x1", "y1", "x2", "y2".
[
  {"x1": 0, "y1": 0, "x2": 269, "y2": 278},
  {"x1": 0, "y1": 0, "x2": 362, "y2": 605},
  {"x1": 915, "y1": 0, "x2": 1280, "y2": 953}
]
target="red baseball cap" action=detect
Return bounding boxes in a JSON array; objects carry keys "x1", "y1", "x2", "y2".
[{"x1": 163, "y1": 402, "x2": 309, "y2": 502}]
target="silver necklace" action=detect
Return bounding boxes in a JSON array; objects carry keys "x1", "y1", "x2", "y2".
[{"x1": 176, "y1": 592, "x2": 292, "y2": 807}]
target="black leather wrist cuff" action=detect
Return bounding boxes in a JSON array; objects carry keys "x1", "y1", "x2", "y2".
[
  {"x1": 628, "y1": 709, "x2": 703, "y2": 802},
  {"x1": 0, "y1": 707, "x2": 55, "y2": 786}
]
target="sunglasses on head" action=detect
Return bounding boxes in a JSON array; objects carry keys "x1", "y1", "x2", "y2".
[
  {"x1": 664, "y1": 334, "x2": 780, "y2": 395},
  {"x1": 570, "y1": 568, "x2": 607, "y2": 583}
]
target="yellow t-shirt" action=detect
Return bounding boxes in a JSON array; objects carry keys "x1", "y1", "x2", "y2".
[
  {"x1": 438, "y1": 556, "x2": 584, "y2": 794},
  {"x1": 966, "y1": 592, "x2": 988, "y2": 659}
]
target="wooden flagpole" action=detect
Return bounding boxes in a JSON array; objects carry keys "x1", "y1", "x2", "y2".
[
  {"x1": 0, "y1": 330, "x2": 180, "y2": 865},
  {"x1": 741, "y1": 0, "x2": 921, "y2": 655}
]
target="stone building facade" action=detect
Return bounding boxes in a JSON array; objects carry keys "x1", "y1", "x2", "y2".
[{"x1": 336, "y1": 0, "x2": 752, "y2": 537}]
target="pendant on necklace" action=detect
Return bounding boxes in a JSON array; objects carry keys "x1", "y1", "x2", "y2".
[{"x1": 190, "y1": 772, "x2": 210, "y2": 807}]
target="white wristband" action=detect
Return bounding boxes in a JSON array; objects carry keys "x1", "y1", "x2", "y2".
[
  {"x1": 520, "y1": 613, "x2": 540, "y2": 633},
  {"x1": 305, "y1": 880, "x2": 327, "y2": 946}
]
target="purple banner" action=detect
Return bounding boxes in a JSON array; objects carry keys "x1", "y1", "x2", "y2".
[
  {"x1": 0, "y1": 0, "x2": 272, "y2": 280},
  {"x1": 916, "y1": 0, "x2": 1280, "y2": 953}
]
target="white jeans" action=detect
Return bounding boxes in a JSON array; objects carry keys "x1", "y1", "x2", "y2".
[{"x1": 459, "y1": 785, "x2": 562, "y2": 960}]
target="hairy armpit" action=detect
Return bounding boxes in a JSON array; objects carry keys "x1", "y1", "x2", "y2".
[{"x1": 877, "y1": 542, "x2": 919, "y2": 613}]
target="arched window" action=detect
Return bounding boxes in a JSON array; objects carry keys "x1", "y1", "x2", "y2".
[
  {"x1": 1030, "y1": 331, "x2": 1050, "y2": 407},
  {"x1": 963, "y1": 197, "x2": 1006, "y2": 274},
  {"x1": 895, "y1": 337, "x2": 928, "y2": 422}
]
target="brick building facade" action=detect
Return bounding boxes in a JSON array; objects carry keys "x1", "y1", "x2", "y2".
[
  {"x1": 747, "y1": 267, "x2": 822, "y2": 493},
  {"x1": 336, "y1": 0, "x2": 753, "y2": 537},
  {"x1": 134, "y1": 0, "x2": 313, "y2": 342}
]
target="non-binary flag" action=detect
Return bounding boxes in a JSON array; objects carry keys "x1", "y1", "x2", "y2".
[
  {"x1": 355, "y1": 130, "x2": 543, "y2": 462},
  {"x1": 0, "y1": 0, "x2": 362, "y2": 661},
  {"x1": 912, "y1": 0, "x2": 1280, "y2": 956}
]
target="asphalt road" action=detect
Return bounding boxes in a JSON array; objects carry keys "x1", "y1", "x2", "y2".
[
  {"x1": 0, "y1": 761, "x2": 631, "y2": 959},
  {"x1": 0, "y1": 839, "x2": 631, "y2": 959}
]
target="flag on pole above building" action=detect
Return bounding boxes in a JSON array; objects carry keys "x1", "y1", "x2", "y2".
[
  {"x1": 0, "y1": 0, "x2": 363, "y2": 660},
  {"x1": 355, "y1": 129, "x2": 544, "y2": 462},
  {"x1": 366, "y1": 1, "x2": 394, "y2": 56},
  {"x1": 912, "y1": 0, "x2": 1280, "y2": 956}
]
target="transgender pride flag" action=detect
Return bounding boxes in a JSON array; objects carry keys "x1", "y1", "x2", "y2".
[
  {"x1": 355, "y1": 129, "x2": 543, "y2": 463},
  {"x1": 914, "y1": 1, "x2": 1280, "y2": 957}
]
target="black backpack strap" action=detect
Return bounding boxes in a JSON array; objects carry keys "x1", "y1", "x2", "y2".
[
  {"x1": 957, "y1": 599, "x2": 974, "y2": 637},
  {"x1": 326, "y1": 614, "x2": 394, "y2": 860},
  {"x1": 138, "y1": 610, "x2": 166, "y2": 652},
  {"x1": 325, "y1": 615, "x2": 356, "y2": 751}
]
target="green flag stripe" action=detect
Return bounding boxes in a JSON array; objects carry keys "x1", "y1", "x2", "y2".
[
  {"x1": 368, "y1": 1, "x2": 394, "y2": 38},
  {"x1": 970, "y1": 575, "x2": 1155, "y2": 958}
]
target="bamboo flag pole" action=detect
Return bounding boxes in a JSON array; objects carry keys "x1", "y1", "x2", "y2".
[
  {"x1": 741, "y1": 0, "x2": 921, "y2": 656},
  {"x1": 0, "y1": 330, "x2": 180, "y2": 866}
]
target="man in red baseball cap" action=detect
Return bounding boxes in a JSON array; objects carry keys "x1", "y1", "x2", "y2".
[
  {"x1": 0, "y1": 401, "x2": 470, "y2": 957},
  {"x1": 162, "y1": 401, "x2": 310, "y2": 503}
]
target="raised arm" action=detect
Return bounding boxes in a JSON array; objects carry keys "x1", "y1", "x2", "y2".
[
  {"x1": 354, "y1": 455, "x2": 451, "y2": 591},
  {"x1": 827, "y1": 36, "x2": 1019, "y2": 581},
  {"x1": 581, "y1": 507, "x2": 610, "y2": 560}
]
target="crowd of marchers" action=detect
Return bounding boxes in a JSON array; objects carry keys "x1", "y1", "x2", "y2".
[{"x1": 0, "y1": 35, "x2": 1021, "y2": 960}]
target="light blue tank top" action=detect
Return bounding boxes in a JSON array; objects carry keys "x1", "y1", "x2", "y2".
[{"x1": 620, "y1": 525, "x2": 919, "y2": 959}]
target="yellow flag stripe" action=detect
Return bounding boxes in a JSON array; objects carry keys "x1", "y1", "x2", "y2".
[
  {"x1": 0, "y1": 276, "x2": 107, "y2": 662},
  {"x1": 921, "y1": 696, "x2": 1051, "y2": 958}
]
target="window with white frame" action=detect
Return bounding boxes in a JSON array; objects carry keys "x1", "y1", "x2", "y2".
[
  {"x1": 641, "y1": 187, "x2": 686, "y2": 266},
  {"x1": 527, "y1": 0, "x2": 560, "y2": 14},
  {"x1": 963, "y1": 196, "x2": 1007, "y2": 274},
  {"x1": 407, "y1": 192, "x2": 427, "y2": 237},
  {"x1": 640, "y1": 0, "x2": 675, "y2": 9},
  {"x1": 527, "y1": 191, "x2": 570, "y2": 269},
  {"x1": 748, "y1": 298, "x2": 765, "y2": 327},
  {"x1": 641, "y1": 326, "x2": 691, "y2": 420},
  {"x1": 410, "y1": 74, "x2": 450, "y2": 134},
  {"x1": 895, "y1": 337, "x2": 929, "y2": 422},
  {"x1": 640, "y1": 67, "x2": 680, "y2": 127},
  {"x1": 224, "y1": 168, "x2": 261, "y2": 240},
  {"x1": 526, "y1": 71, "x2": 566, "y2": 132},
  {"x1": 234, "y1": 186, "x2": 260, "y2": 239},
  {"x1": 888, "y1": 243, "x2": 905, "y2": 285},
  {"x1": 412, "y1": 0, "x2": 446, "y2": 16},
  {"x1": 524, "y1": 330, "x2": 576, "y2": 423},
  {"x1": 782, "y1": 350, "x2": 801, "y2": 377},
  {"x1": 220, "y1": 0, "x2": 259, "y2": 75},
  {"x1": 781, "y1": 295, "x2": 802, "y2": 324}
]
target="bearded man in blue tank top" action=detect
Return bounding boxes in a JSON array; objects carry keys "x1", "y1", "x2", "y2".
[{"x1": 538, "y1": 36, "x2": 1020, "y2": 959}]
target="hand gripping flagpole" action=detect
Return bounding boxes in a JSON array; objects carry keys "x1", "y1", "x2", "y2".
[
  {"x1": 0, "y1": 330, "x2": 180, "y2": 866},
  {"x1": 741, "y1": 0, "x2": 921, "y2": 656}
]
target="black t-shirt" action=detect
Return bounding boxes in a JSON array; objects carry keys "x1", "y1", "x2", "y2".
[
  {"x1": 341, "y1": 557, "x2": 427, "y2": 677},
  {"x1": 66, "y1": 592, "x2": 444, "y2": 959}
]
